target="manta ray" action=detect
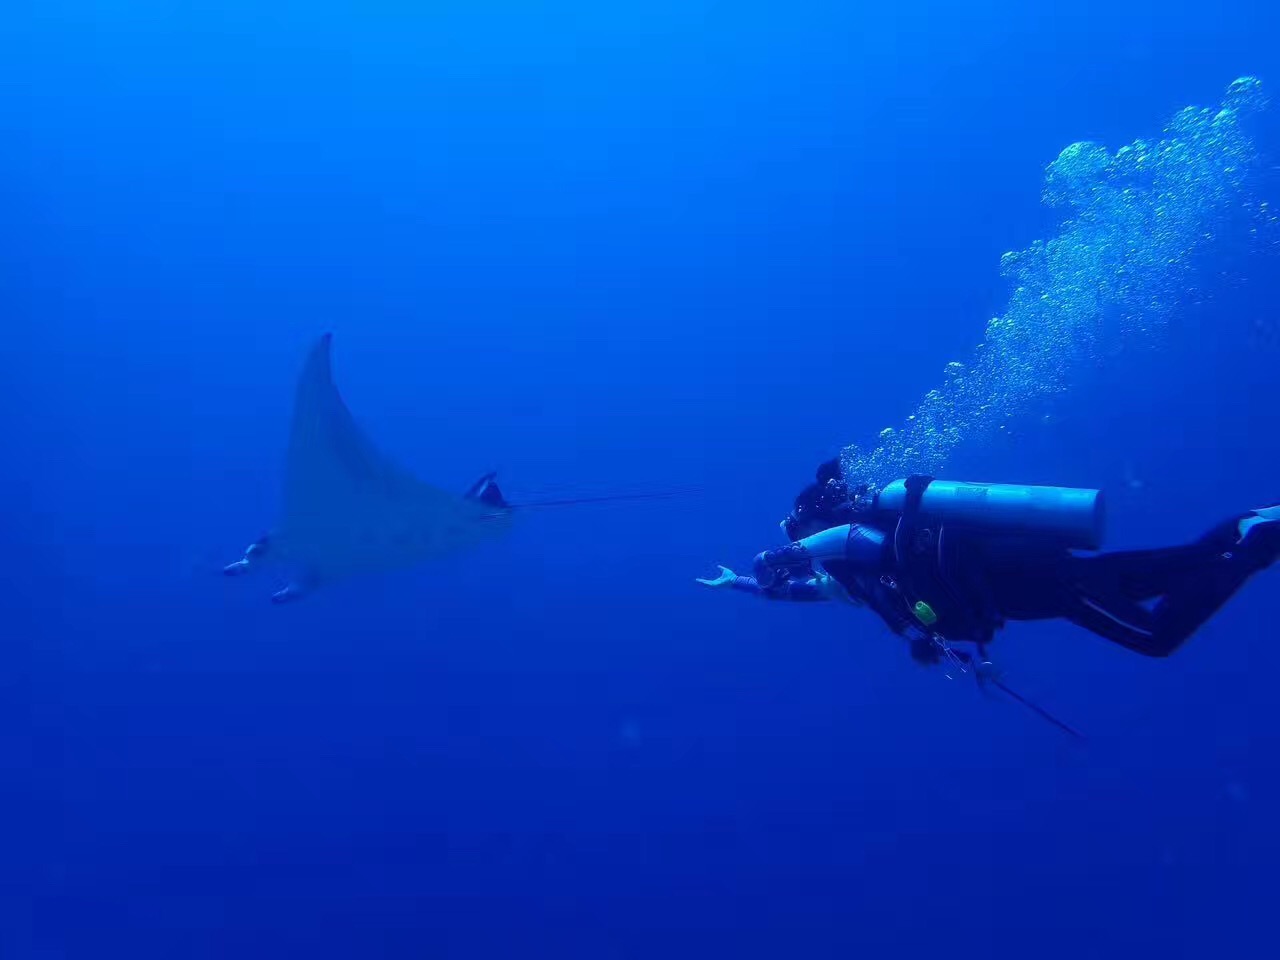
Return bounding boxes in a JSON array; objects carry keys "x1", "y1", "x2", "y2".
[{"x1": 224, "y1": 333, "x2": 523, "y2": 602}]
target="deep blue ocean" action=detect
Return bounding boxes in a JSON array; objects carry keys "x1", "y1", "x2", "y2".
[{"x1": 9, "y1": 2, "x2": 1280, "y2": 957}]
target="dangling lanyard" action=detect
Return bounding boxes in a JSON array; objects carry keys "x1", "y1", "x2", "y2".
[{"x1": 931, "y1": 632, "x2": 970, "y2": 680}]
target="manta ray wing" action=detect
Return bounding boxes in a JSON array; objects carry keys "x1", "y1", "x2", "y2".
[{"x1": 275, "y1": 334, "x2": 512, "y2": 583}]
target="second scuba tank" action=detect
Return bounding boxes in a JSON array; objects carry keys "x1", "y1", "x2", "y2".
[{"x1": 876, "y1": 479, "x2": 1105, "y2": 550}]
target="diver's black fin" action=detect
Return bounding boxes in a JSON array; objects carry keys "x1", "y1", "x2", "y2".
[{"x1": 464, "y1": 472, "x2": 510, "y2": 508}]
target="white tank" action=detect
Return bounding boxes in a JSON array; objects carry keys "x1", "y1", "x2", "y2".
[{"x1": 876, "y1": 479, "x2": 1105, "y2": 550}]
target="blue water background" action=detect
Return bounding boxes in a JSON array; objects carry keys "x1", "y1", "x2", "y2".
[{"x1": 7, "y1": 2, "x2": 1280, "y2": 956}]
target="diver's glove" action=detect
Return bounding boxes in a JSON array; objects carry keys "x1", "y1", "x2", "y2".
[{"x1": 696, "y1": 565, "x2": 738, "y2": 588}]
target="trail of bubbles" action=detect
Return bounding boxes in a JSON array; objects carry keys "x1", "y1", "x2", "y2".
[{"x1": 841, "y1": 77, "x2": 1276, "y2": 486}]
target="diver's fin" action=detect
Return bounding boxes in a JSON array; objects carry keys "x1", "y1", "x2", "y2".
[{"x1": 1237, "y1": 505, "x2": 1280, "y2": 567}]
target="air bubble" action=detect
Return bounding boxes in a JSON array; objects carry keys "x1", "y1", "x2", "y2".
[{"x1": 841, "y1": 78, "x2": 1272, "y2": 486}]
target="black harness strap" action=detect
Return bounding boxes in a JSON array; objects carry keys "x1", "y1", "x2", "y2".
[
  {"x1": 892, "y1": 475, "x2": 998, "y2": 646},
  {"x1": 892, "y1": 474, "x2": 936, "y2": 577}
]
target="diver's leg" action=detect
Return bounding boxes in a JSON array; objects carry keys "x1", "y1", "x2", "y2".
[
  {"x1": 1064, "y1": 508, "x2": 1280, "y2": 656},
  {"x1": 1062, "y1": 571, "x2": 1210, "y2": 657},
  {"x1": 1066, "y1": 544, "x2": 1206, "y2": 602},
  {"x1": 223, "y1": 534, "x2": 270, "y2": 576}
]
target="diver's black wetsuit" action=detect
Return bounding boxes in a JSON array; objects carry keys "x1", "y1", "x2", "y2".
[
  {"x1": 736, "y1": 477, "x2": 1280, "y2": 659},
  {"x1": 978, "y1": 515, "x2": 1278, "y2": 656}
]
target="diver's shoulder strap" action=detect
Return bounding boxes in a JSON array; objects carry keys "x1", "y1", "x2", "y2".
[
  {"x1": 893, "y1": 474, "x2": 936, "y2": 567},
  {"x1": 890, "y1": 474, "x2": 999, "y2": 644},
  {"x1": 902, "y1": 474, "x2": 935, "y2": 520}
]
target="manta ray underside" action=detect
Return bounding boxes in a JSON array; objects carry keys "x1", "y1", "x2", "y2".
[{"x1": 223, "y1": 334, "x2": 513, "y2": 602}]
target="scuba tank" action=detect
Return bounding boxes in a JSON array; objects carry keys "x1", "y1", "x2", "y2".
[
  {"x1": 868, "y1": 475, "x2": 1103, "y2": 647},
  {"x1": 876, "y1": 478, "x2": 1105, "y2": 551}
]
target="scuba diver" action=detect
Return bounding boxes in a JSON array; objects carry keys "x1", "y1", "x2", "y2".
[{"x1": 699, "y1": 461, "x2": 1280, "y2": 670}]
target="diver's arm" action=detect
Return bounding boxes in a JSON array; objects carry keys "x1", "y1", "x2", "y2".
[
  {"x1": 696, "y1": 566, "x2": 831, "y2": 602},
  {"x1": 752, "y1": 523, "x2": 888, "y2": 582},
  {"x1": 731, "y1": 574, "x2": 831, "y2": 602}
]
